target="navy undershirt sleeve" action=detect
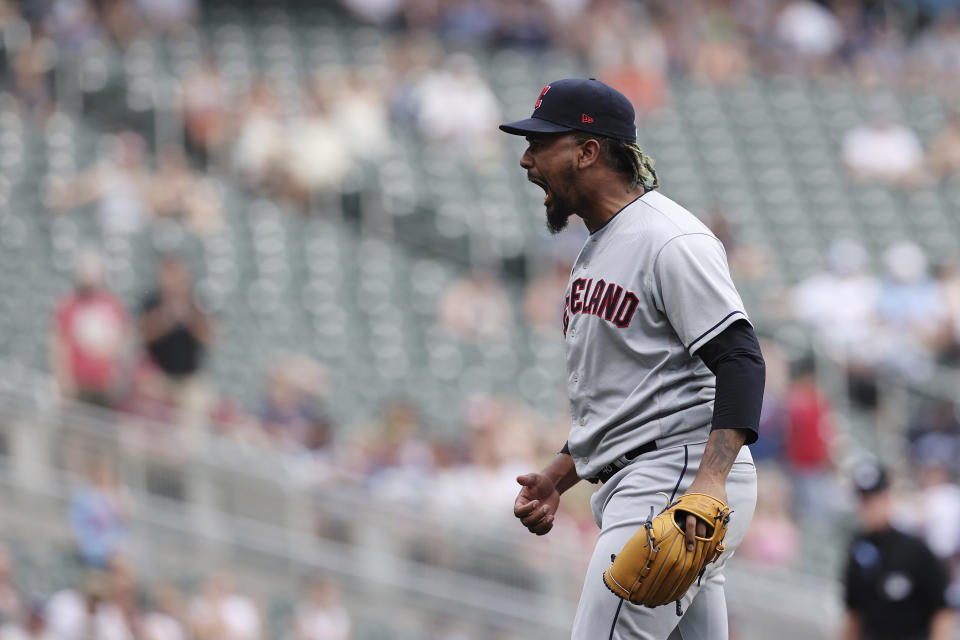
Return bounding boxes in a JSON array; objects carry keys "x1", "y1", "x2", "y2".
[{"x1": 696, "y1": 319, "x2": 765, "y2": 445}]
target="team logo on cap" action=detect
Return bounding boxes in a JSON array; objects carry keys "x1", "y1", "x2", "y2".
[{"x1": 534, "y1": 85, "x2": 550, "y2": 108}]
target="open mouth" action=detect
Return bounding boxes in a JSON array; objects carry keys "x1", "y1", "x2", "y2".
[{"x1": 528, "y1": 175, "x2": 550, "y2": 204}]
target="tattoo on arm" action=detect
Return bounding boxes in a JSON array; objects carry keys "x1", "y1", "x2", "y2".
[{"x1": 700, "y1": 429, "x2": 747, "y2": 479}]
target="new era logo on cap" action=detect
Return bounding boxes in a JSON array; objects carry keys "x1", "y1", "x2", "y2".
[{"x1": 499, "y1": 78, "x2": 637, "y2": 143}]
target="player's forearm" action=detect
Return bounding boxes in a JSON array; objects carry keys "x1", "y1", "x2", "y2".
[
  {"x1": 929, "y1": 608, "x2": 956, "y2": 640},
  {"x1": 542, "y1": 451, "x2": 580, "y2": 495},
  {"x1": 693, "y1": 428, "x2": 747, "y2": 485}
]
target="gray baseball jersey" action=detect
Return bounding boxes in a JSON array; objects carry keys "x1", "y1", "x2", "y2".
[{"x1": 562, "y1": 190, "x2": 749, "y2": 481}]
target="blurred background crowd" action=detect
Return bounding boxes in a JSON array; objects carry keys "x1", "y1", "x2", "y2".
[{"x1": 0, "y1": 0, "x2": 958, "y2": 638}]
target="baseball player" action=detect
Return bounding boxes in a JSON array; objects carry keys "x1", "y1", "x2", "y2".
[{"x1": 502, "y1": 79, "x2": 764, "y2": 639}]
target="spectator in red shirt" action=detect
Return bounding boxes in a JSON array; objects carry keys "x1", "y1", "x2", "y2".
[
  {"x1": 784, "y1": 358, "x2": 836, "y2": 526},
  {"x1": 50, "y1": 251, "x2": 130, "y2": 407}
]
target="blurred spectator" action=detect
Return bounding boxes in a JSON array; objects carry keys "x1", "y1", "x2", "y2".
[
  {"x1": 640, "y1": 3, "x2": 700, "y2": 74},
  {"x1": 329, "y1": 68, "x2": 390, "y2": 163},
  {"x1": 50, "y1": 251, "x2": 130, "y2": 407},
  {"x1": 911, "y1": 10, "x2": 960, "y2": 83},
  {"x1": 149, "y1": 145, "x2": 223, "y2": 237},
  {"x1": 0, "y1": 545, "x2": 22, "y2": 627},
  {"x1": 291, "y1": 577, "x2": 350, "y2": 640},
  {"x1": 774, "y1": 0, "x2": 844, "y2": 69},
  {"x1": 47, "y1": 132, "x2": 152, "y2": 235},
  {"x1": 37, "y1": 0, "x2": 101, "y2": 54},
  {"x1": 46, "y1": 572, "x2": 133, "y2": 640},
  {"x1": 9, "y1": 28, "x2": 57, "y2": 116},
  {"x1": 523, "y1": 259, "x2": 571, "y2": 335},
  {"x1": 739, "y1": 464, "x2": 800, "y2": 567},
  {"x1": 840, "y1": 462, "x2": 955, "y2": 640},
  {"x1": 876, "y1": 241, "x2": 948, "y2": 376},
  {"x1": 851, "y1": 21, "x2": 910, "y2": 82},
  {"x1": 707, "y1": 212, "x2": 770, "y2": 282},
  {"x1": 189, "y1": 574, "x2": 261, "y2": 640},
  {"x1": 751, "y1": 338, "x2": 789, "y2": 462},
  {"x1": 353, "y1": 399, "x2": 434, "y2": 497},
  {"x1": 132, "y1": 0, "x2": 197, "y2": 34},
  {"x1": 414, "y1": 53, "x2": 501, "y2": 153},
  {"x1": 432, "y1": 396, "x2": 535, "y2": 522},
  {"x1": 577, "y1": 3, "x2": 666, "y2": 112},
  {"x1": 842, "y1": 102, "x2": 927, "y2": 186},
  {"x1": 910, "y1": 463, "x2": 960, "y2": 566},
  {"x1": 179, "y1": 58, "x2": 229, "y2": 168},
  {"x1": 98, "y1": 0, "x2": 142, "y2": 48},
  {"x1": 67, "y1": 455, "x2": 129, "y2": 568},
  {"x1": 385, "y1": 36, "x2": 435, "y2": 130},
  {"x1": 784, "y1": 359, "x2": 836, "y2": 525},
  {"x1": 690, "y1": 1, "x2": 750, "y2": 85},
  {"x1": 908, "y1": 401, "x2": 960, "y2": 472},
  {"x1": 142, "y1": 584, "x2": 187, "y2": 640},
  {"x1": 435, "y1": 0, "x2": 498, "y2": 48},
  {"x1": 791, "y1": 239, "x2": 879, "y2": 357},
  {"x1": 232, "y1": 79, "x2": 285, "y2": 193},
  {"x1": 0, "y1": 599, "x2": 51, "y2": 640},
  {"x1": 258, "y1": 358, "x2": 332, "y2": 451},
  {"x1": 927, "y1": 110, "x2": 960, "y2": 179},
  {"x1": 118, "y1": 358, "x2": 177, "y2": 425},
  {"x1": 209, "y1": 395, "x2": 255, "y2": 440},
  {"x1": 599, "y1": 62, "x2": 667, "y2": 118},
  {"x1": 139, "y1": 255, "x2": 214, "y2": 428},
  {"x1": 497, "y1": 2, "x2": 552, "y2": 51},
  {"x1": 282, "y1": 85, "x2": 353, "y2": 210},
  {"x1": 105, "y1": 555, "x2": 140, "y2": 636},
  {"x1": 935, "y1": 260, "x2": 960, "y2": 363},
  {"x1": 439, "y1": 269, "x2": 513, "y2": 343},
  {"x1": 340, "y1": 0, "x2": 404, "y2": 24}
]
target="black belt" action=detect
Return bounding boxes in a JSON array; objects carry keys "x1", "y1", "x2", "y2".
[{"x1": 588, "y1": 440, "x2": 658, "y2": 484}]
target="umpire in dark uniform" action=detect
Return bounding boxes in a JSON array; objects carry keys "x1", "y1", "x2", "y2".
[{"x1": 839, "y1": 462, "x2": 956, "y2": 640}]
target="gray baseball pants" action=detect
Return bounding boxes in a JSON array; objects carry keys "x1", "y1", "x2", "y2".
[{"x1": 571, "y1": 441, "x2": 757, "y2": 640}]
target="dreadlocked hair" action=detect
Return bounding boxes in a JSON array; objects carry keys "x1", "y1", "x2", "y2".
[{"x1": 572, "y1": 132, "x2": 659, "y2": 192}]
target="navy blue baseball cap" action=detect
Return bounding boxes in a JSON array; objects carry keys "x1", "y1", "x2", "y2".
[
  {"x1": 852, "y1": 461, "x2": 889, "y2": 497},
  {"x1": 499, "y1": 78, "x2": 637, "y2": 143}
]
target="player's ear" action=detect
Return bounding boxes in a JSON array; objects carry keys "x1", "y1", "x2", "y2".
[{"x1": 577, "y1": 138, "x2": 601, "y2": 169}]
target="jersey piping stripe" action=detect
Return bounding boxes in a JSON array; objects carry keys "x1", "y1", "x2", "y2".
[
  {"x1": 607, "y1": 597, "x2": 624, "y2": 640},
  {"x1": 685, "y1": 310, "x2": 745, "y2": 352},
  {"x1": 669, "y1": 445, "x2": 689, "y2": 502}
]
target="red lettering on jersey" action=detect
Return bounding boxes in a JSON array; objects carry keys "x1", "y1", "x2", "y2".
[
  {"x1": 570, "y1": 278, "x2": 585, "y2": 313},
  {"x1": 598, "y1": 284, "x2": 623, "y2": 321},
  {"x1": 613, "y1": 292, "x2": 640, "y2": 328},
  {"x1": 586, "y1": 280, "x2": 605, "y2": 315},
  {"x1": 581, "y1": 113, "x2": 594, "y2": 124},
  {"x1": 534, "y1": 85, "x2": 551, "y2": 109},
  {"x1": 567, "y1": 278, "x2": 637, "y2": 328}
]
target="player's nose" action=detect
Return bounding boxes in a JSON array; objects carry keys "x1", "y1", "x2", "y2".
[{"x1": 520, "y1": 148, "x2": 533, "y2": 170}]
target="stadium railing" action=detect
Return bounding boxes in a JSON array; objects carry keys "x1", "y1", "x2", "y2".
[{"x1": 0, "y1": 361, "x2": 842, "y2": 638}]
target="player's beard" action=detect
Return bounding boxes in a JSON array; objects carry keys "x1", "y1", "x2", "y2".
[
  {"x1": 543, "y1": 166, "x2": 576, "y2": 234},
  {"x1": 545, "y1": 202, "x2": 573, "y2": 234}
]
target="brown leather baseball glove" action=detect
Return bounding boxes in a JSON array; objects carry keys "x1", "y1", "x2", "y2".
[{"x1": 602, "y1": 493, "x2": 731, "y2": 608}]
